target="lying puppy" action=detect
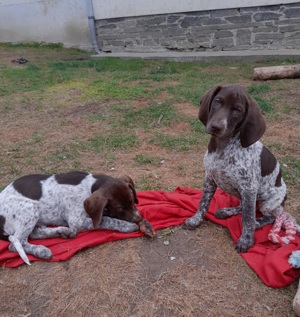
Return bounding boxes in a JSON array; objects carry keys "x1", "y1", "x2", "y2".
[
  {"x1": 184, "y1": 84, "x2": 287, "y2": 253},
  {"x1": 0, "y1": 171, "x2": 156, "y2": 264}
]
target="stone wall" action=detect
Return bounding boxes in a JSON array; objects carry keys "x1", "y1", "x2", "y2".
[{"x1": 95, "y1": 2, "x2": 300, "y2": 52}]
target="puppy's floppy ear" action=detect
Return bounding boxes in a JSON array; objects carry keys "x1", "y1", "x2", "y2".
[
  {"x1": 199, "y1": 85, "x2": 222, "y2": 126},
  {"x1": 119, "y1": 175, "x2": 139, "y2": 204},
  {"x1": 240, "y1": 93, "x2": 266, "y2": 148},
  {"x1": 84, "y1": 191, "x2": 107, "y2": 228}
]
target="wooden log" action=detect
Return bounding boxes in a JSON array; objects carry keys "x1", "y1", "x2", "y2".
[{"x1": 253, "y1": 64, "x2": 300, "y2": 81}]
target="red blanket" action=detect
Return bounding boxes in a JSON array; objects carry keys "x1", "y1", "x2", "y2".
[{"x1": 0, "y1": 187, "x2": 299, "y2": 288}]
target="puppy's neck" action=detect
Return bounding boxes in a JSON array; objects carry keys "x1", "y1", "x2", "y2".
[{"x1": 207, "y1": 134, "x2": 239, "y2": 153}]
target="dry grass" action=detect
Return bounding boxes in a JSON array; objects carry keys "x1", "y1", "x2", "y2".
[{"x1": 1, "y1": 226, "x2": 297, "y2": 317}]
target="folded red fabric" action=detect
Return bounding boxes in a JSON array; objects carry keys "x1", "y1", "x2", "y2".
[{"x1": 0, "y1": 187, "x2": 299, "y2": 288}]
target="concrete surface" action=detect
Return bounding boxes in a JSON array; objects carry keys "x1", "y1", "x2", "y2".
[{"x1": 91, "y1": 49, "x2": 300, "y2": 63}]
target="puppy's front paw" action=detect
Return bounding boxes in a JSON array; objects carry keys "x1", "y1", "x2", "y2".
[
  {"x1": 182, "y1": 215, "x2": 203, "y2": 230},
  {"x1": 139, "y1": 219, "x2": 156, "y2": 238},
  {"x1": 123, "y1": 222, "x2": 139, "y2": 233},
  {"x1": 58, "y1": 228, "x2": 76, "y2": 239},
  {"x1": 236, "y1": 236, "x2": 254, "y2": 253}
]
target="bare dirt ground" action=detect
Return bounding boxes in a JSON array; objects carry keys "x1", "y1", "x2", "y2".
[{"x1": 0, "y1": 47, "x2": 299, "y2": 317}]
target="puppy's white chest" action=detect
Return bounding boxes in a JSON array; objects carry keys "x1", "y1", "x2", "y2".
[
  {"x1": 204, "y1": 151, "x2": 239, "y2": 193},
  {"x1": 203, "y1": 143, "x2": 260, "y2": 198}
]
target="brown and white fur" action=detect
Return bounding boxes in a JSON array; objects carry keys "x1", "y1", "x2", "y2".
[
  {"x1": 0, "y1": 171, "x2": 155, "y2": 265},
  {"x1": 183, "y1": 84, "x2": 287, "y2": 253}
]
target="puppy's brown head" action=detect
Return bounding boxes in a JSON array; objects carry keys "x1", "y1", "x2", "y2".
[
  {"x1": 199, "y1": 84, "x2": 266, "y2": 147},
  {"x1": 84, "y1": 175, "x2": 141, "y2": 228}
]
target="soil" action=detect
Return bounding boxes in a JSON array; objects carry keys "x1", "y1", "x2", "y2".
[{"x1": 0, "y1": 47, "x2": 299, "y2": 317}]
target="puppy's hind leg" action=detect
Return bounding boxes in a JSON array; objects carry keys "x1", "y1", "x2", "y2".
[
  {"x1": 9, "y1": 230, "x2": 53, "y2": 263},
  {"x1": 30, "y1": 226, "x2": 76, "y2": 239},
  {"x1": 7, "y1": 200, "x2": 52, "y2": 263},
  {"x1": 9, "y1": 238, "x2": 53, "y2": 261},
  {"x1": 214, "y1": 205, "x2": 242, "y2": 219},
  {"x1": 9, "y1": 221, "x2": 53, "y2": 263},
  {"x1": 8, "y1": 235, "x2": 31, "y2": 265},
  {"x1": 255, "y1": 215, "x2": 276, "y2": 229}
]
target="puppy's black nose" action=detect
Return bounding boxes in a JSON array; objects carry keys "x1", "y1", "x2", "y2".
[{"x1": 209, "y1": 122, "x2": 223, "y2": 135}]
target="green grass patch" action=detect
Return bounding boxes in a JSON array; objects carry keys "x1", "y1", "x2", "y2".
[
  {"x1": 31, "y1": 131, "x2": 44, "y2": 144},
  {"x1": 166, "y1": 81, "x2": 207, "y2": 106},
  {"x1": 89, "y1": 133, "x2": 139, "y2": 152},
  {"x1": 267, "y1": 142, "x2": 283, "y2": 151},
  {"x1": 0, "y1": 42, "x2": 65, "y2": 50},
  {"x1": 247, "y1": 83, "x2": 271, "y2": 95},
  {"x1": 50, "y1": 57, "x2": 149, "y2": 73},
  {"x1": 150, "y1": 133, "x2": 199, "y2": 151},
  {"x1": 120, "y1": 101, "x2": 177, "y2": 129},
  {"x1": 281, "y1": 157, "x2": 300, "y2": 191},
  {"x1": 137, "y1": 175, "x2": 164, "y2": 191},
  {"x1": 164, "y1": 67, "x2": 241, "y2": 106},
  {"x1": 0, "y1": 65, "x2": 43, "y2": 96},
  {"x1": 50, "y1": 149, "x2": 78, "y2": 163},
  {"x1": 188, "y1": 118, "x2": 205, "y2": 134},
  {"x1": 135, "y1": 154, "x2": 155, "y2": 165},
  {"x1": 82, "y1": 77, "x2": 148, "y2": 101},
  {"x1": 247, "y1": 83, "x2": 274, "y2": 114},
  {"x1": 89, "y1": 113, "x2": 106, "y2": 122},
  {"x1": 252, "y1": 95, "x2": 274, "y2": 114}
]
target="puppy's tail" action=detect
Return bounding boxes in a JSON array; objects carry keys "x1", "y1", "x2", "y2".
[{"x1": 8, "y1": 235, "x2": 31, "y2": 265}]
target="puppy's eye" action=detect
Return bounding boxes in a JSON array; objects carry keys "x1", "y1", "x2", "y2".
[
  {"x1": 234, "y1": 107, "x2": 242, "y2": 114},
  {"x1": 212, "y1": 99, "x2": 221, "y2": 108}
]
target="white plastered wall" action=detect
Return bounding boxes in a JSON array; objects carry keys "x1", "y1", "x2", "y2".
[
  {"x1": 0, "y1": 0, "x2": 91, "y2": 49},
  {"x1": 92, "y1": 0, "x2": 300, "y2": 19}
]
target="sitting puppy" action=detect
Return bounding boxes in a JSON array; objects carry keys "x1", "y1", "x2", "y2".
[
  {"x1": 184, "y1": 84, "x2": 286, "y2": 253},
  {"x1": 0, "y1": 171, "x2": 156, "y2": 264}
]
